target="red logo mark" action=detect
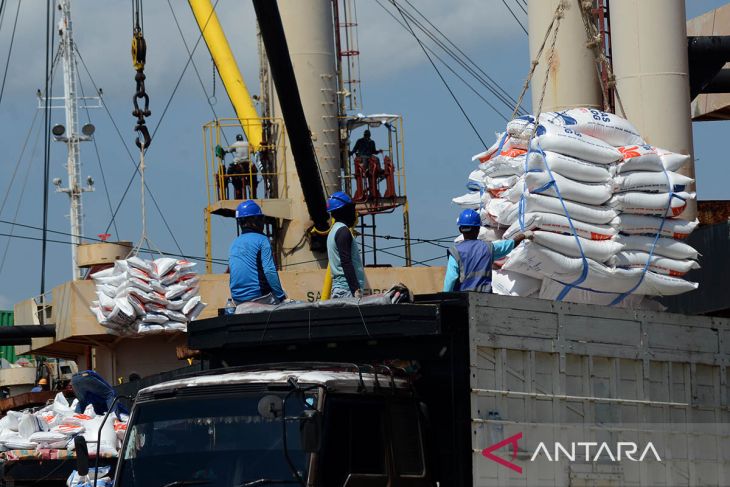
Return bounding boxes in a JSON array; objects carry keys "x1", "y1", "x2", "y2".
[{"x1": 482, "y1": 432, "x2": 523, "y2": 474}]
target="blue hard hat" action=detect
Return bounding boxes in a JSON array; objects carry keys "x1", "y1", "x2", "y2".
[
  {"x1": 457, "y1": 209, "x2": 481, "y2": 228},
  {"x1": 327, "y1": 191, "x2": 353, "y2": 212},
  {"x1": 235, "y1": 200, "x2": 263, "y2": 219}
]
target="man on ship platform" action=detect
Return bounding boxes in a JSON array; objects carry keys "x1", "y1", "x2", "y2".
[
  {"x1": 229, "y1": 200, "x2": 287, "y2": 305},
  {"x1": 443, "y1": 209, "x2": 529, "y2": 293},
  {"x1": 326, "y1": 191, "x2": 366, "y2": 299}
]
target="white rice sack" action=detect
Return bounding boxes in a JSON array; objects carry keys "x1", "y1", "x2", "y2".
[
  {"x1": 180, "y1": 286, "x2": 200, "y2": 302},
  {"x1": 527, "y1": 150, "x2": 611, "y2": 183},
  {"x1": 452, "y1": 192, "x2": 481, "y2": 209},
  {"x1": 613, "y1": 251, "x2": 700, "y2": 276},
  {"x1": 480, "y1": 154, "x2": 526, "y2": 178},
  {"x1": 614, "y1": 145, "x2": 664, "y2": 174},
  {"x1": 539, "y1": 279, "x2": 652, "y2": 308},
  {"x1": 162, "y1": 309, "x2": 188, "y2": 323},
  {"x1": 616, "y1": 214, "x2": 698, "y2": 239},
  {"x1": 505, "y1": 171, "x2": 613, "y2": 206},
  {"x1": 90, "y1": 307, "x2": 108, "y2": 324},
  {"x1": 616, "y1": 235, "x2": 698, "y2": 260},
  {"x1": 503, "y1": 212, "x2": 618, "y2": 241},
  {"x1": 96, "y1": 292, "x2": 115, "y2": 311},
  {"x1": 125, "y1": 277, "x2": 153, "y2": 293},
  {"x1": 153, "y1": 257, "x2": 178, "y2": 277},
  {"x1": 614, "y1": 171, "x2": 694, "y2": 193},
  {"x1": 485, "y1": 175, "x2": 519, "y2": 198},
  {"x1": 501, "y1": 241, "x2": 591, "y2": 279},
  {"x1": 106, "y1": 298, "x2": 136, "y2": 327},
  {"x1": 29, "y1": 431, "x2": 67, "y2": 443},
  {"x1": 52, "y1": 392, "x2": 74, "y2": 417},
  {"x1": 113, "y1": 259, "x2": 130, "y2": 274},
  {"x1": 504, "y1": 193, "x2": 618, "y2": 225},
  {"x1": 185, "y1": 302, "x2": 207, "y2": 321},
  {"x1": 126, "y1": 294, "x2": 146, "y2": 316},
  {"x1": 126, "y1": 256, "x2": 154, "y2": 274},
  {"x1": 3, "y1": 439, "x2": 38, "y2": 450},
  {"x1": 137, "y1": 323, "x2": 165, "y2": 335},
  {"x1": 127, "y1": 267, "x2": 153, "y2": 282},
  {"x1": 165, "y1": 283, "x2": 189, "y2": 300},
  {"x1": 532, "y1": 124, "x2": 622, "y2": 164},
  {"x1": 167, "y1": 299, "x2": 186, "y2": 311},
  {"x1": 541, "y1": 260, "x2": 697, "y2": 296},
  {"x1": 142, "y1": 313, "x2": 168, "y2": 325},
  {"x1": 5, "y1": 411, "x2": 21, "y2": 432},
  {"x1": 90, "y1": 267, "x2": 114, "y2": 280},
  {"x1": 98, "y1": 284, "x2": 117, "y2": 298},
  {"x1": 609, "y1": 191, "x2": 694, "y2": 217},
  {"x1": 492, "y1": 269, "x2": 542, "y2": 297},
  {"x1": 532, "y1": 231, "x2": 623, "y2": 263},
  {"x1": 487, "y1": 198, "x2": 518, "y2": 226},
  {"x1": 18, "y1": 414, "x2": 43, "y2": 439},
  {"x1": 544, "y1": 108, "x2": 644, "y2": 146},
  {"x1": 656, "y1": 147, "x2": 691, "y2": 172},
  {"x1": 472, "y1": 133, "x2": 506, "y2": 163}
]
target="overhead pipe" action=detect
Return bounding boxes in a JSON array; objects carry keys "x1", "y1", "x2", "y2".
[
  {"x1": 188, "y1": 0, "x2": 263, "y2": 151},
  {"x1": 252, "y1": 0, "x2": 331, "y2": 234},
  {"x1": 0, "y1": 325, "x2": 55, "y2": 346}
]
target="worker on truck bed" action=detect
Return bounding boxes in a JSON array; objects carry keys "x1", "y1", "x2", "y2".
[
  {"x1": 30, "y1": 377, "x2": 48, "y2": 393},
  {"x1": 71, "y1": 370, "x2": 127, "y2": 418},
  {"x1": 327, "y1": 192, "x2": 366, "y2": 299},
  {"x1": 443, "y1": 209, "x2": 528, "y2": 293},
  {"x1": 229, "y1": 200, "x2": 287, "y2": 305}
]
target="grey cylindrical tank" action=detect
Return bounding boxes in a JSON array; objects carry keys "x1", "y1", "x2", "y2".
[
  {"x1": 273, "y1": 0, "x2": 340, "y2": 268},
  {"x1": 610, "y1": 0, "x2": 696, "y2": 219},
  {"x1": 527, "y1": 0, "x2": 602, "y2": 113}
]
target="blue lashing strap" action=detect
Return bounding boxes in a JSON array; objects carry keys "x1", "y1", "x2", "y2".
[
  {"x1": 519, "y1": 139, "x2": 589, "y2": 301},
  {"x1": 609, "y1": 165, "x2": 680, "y2": 306}
]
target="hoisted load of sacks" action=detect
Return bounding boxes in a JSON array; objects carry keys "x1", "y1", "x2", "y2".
[{"x1": 452, "y1": 108, "x2": 698, "y2": 307}]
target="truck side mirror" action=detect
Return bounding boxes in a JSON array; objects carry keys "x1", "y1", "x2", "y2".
[
  {"x1": 74, "y1": 436, "x2": 89, "y2": 477},
  {"x1": 300, "y1": 409, "x2": 322, "y2": 453}
]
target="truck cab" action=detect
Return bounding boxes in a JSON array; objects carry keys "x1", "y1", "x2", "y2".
[{"x1": 113, "y1": 364, "x2": 433, "y2": 487}]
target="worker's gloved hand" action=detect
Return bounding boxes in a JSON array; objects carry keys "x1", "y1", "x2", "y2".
[
  {"x1": 214, "y1": 145, "x2": 226, "y2": 159},
  {"x1": 354, "y1": 289, "x2": 363, "y2": 299}
]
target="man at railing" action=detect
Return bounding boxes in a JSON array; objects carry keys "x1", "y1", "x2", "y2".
[{"x1": 225, "y1": 134, "x2": 258, "y2": 199}]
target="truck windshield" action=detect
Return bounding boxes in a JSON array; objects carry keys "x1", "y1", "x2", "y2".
[{"x1": 116, "y1": 393, "x2": 310, "y2": 487}]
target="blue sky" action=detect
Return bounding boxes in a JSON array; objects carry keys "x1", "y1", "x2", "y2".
[{"x1": 0, "y1": 0, "x2": 726, "y2": 309}]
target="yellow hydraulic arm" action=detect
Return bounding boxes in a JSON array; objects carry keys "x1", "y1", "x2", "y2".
[{"x1": 188, "y1": 0, "x2": 263, "y2": 151}]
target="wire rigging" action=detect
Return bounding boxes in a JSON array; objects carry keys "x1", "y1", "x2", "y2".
[
  {"x1": 374, "y1": 0, "x2": 510, "y2": 121},
  {"x1": 40, "y1": 0, "x2": 55, "y2": 302},
  {"x1": 500, "y1": 0, "x2": 528, "y2": 35},
  {"x1": 399, "y1": 0, "x2": 524, "y2": 112},
  {"x1": 73, "y1": 56, "x2": 120, "y2": 239},
  {"x1": 388, "y1": 0, "x2": 488, "y2": 148},
  {"x1": 74, "y1": 47, "x2": 184, "y2": 255},
  {"x1": 165, "y1": 0, "x2": 229, "y2": 147},
  {"x1": 0, "y1": 0, "x2": 20, "y2": 110}
]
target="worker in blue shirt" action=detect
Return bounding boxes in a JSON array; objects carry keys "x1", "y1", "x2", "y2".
[
  {"x1": 229, "y1": 200, "x2": 287, "y2": 304},
  {"x1": 443, "y1": 209, "x2": 528, "y2": 293},
  {"x1": 326, "y1": 192, "x2": 366, "y2": 299}
]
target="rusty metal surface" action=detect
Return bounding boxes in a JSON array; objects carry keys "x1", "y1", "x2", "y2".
[{"x1": 698, "y1": 200, "x2": 730, "y2": 225}]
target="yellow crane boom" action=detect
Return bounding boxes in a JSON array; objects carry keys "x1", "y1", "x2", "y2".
[{"x1": 188, "y1": 0, "x2": 263, "y2": 151}]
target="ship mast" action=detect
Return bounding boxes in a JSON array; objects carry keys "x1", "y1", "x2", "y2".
[{"x1": 54, "y1": 0, "x2": 95, "y2": 280}]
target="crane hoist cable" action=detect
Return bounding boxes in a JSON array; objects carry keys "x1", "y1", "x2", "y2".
[{"x1": 131, "y1": 0, "x2": 151, "y2": 149}]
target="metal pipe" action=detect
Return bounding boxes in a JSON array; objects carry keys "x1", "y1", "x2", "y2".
[
  {"x1": 0, "y1": 325, "x2": 55, "y2": 339},
  {"x1": 703, "y1": 69, "x2": 730, "y2": 94},
  {"x1": 527, "y1": 0, "x2": 602, "y2": 113},
  {"x1": 253, "y1": 0, "x2": 331, "y2": 234},
  {"x1": 188, "y1": 0, "x2": 263, "y2": 151},
  {"x1": 610, "y1": 0, "x2": 696, "y2": 220}
]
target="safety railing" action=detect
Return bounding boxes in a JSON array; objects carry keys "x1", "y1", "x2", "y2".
[
  {"x1": 202, "y1": 117, "x2": 288, "y2": 205},
  {"x1": 342, "y1": 116, "x2": 407, "y2": 214}
]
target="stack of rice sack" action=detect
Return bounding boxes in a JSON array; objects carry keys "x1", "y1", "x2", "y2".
[
  {"x1": 452, "y1": 108, "x2": 699, "y2": 306},
  {"x1": 89, "y1": 256, "x2": 207, "y2": 335},
  {"x1": 0, "y1": 393, "x2": 125, "y2": 456}
]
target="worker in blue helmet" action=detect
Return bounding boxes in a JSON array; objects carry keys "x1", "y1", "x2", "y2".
[
  {"x1": 229, "y1": 200, "x2": 287, "y2": 304},
  {"x1": 443, "y1": 209, "x2": 529, "y2": 293},
  {"x1": 326, "y1": 191, "x2": 366, "y2": 299}
]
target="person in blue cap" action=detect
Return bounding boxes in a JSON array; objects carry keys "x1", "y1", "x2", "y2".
[
  {"x1": 326, "y1": 191, "x2": 366, "y2": 299},
  {"x1": 229, "y1": 200, "x2": 287, "y2": 304},
  {"x1": 443, "y1": 209, "x2": 528, "y2": 293}
]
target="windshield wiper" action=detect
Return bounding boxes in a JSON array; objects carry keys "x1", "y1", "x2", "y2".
[
  {"x1": 160, "y1": 481, "x2": 211, "y2": 487},
  {"x1": 238, "y1": 479, "x2": 299, "y2": 486}
]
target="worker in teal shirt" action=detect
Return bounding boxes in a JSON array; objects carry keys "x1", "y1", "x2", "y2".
[
  {"x1": 443, "y1": 209, "x2": 528, "y2": 292},
  {"x1": 229, "y1": 200, "x2": 287, "y2": 304},
  {"x1": 326, "y1": 192, "x2": 366, "y2": 299}
]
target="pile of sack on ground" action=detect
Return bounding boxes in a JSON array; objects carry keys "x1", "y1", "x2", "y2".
[
  {"x1": 0, "y1": 393, "x2": 125, "y2": 456},
  {"x1": 90, "y1": 256, "x2": 207, "y2": 335},
  {"x1": 453, "y1": 108, "x2": 699, "y2": 307}
]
